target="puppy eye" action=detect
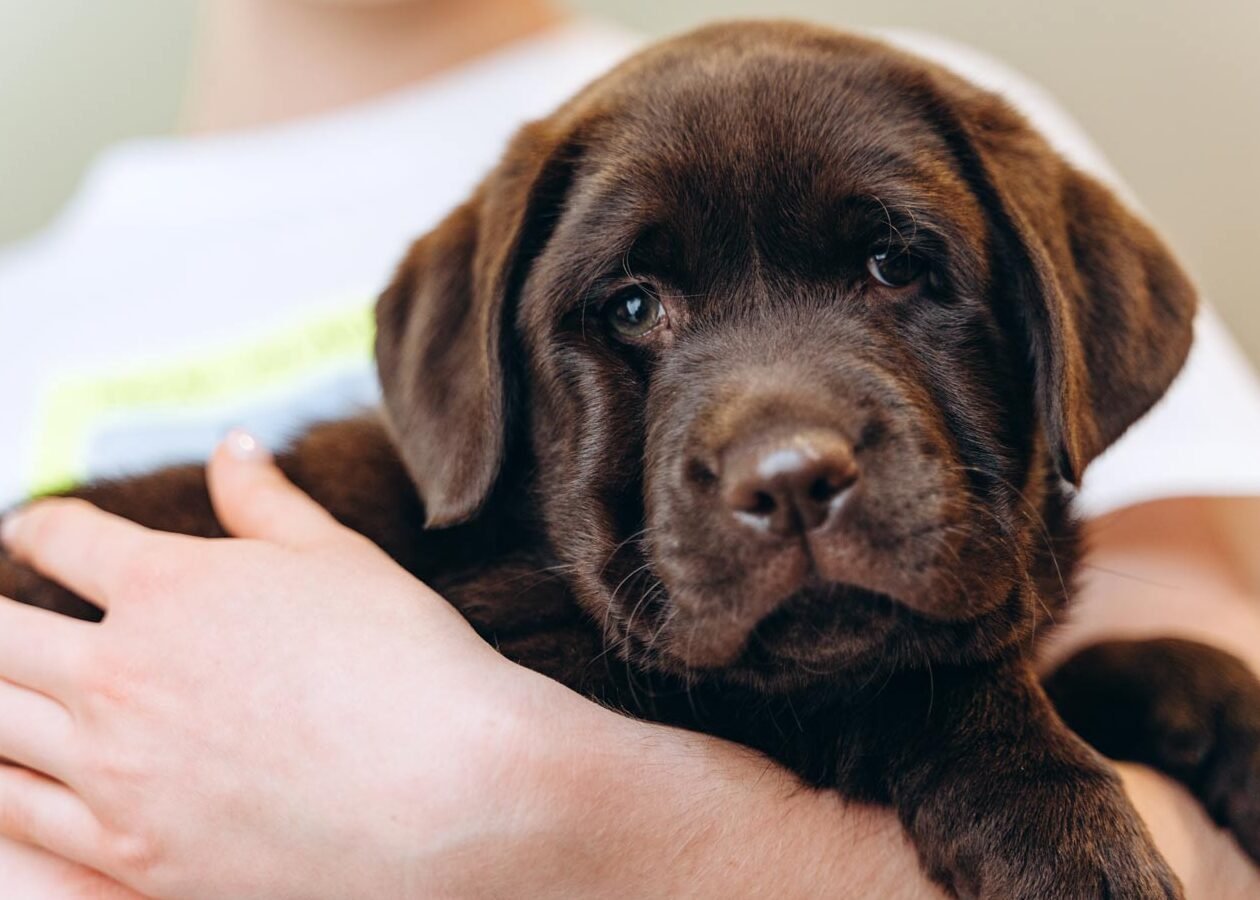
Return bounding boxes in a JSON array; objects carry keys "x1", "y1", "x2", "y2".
[
  {"x1": 867, "y1": 249, "x2": 926, "y2": 288},
  {"x1": 603, "y1": 284, "x2": 667, "y2": 340}
]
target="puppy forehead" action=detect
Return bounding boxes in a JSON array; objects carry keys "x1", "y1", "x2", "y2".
[
  {"x1": 597, "y1": 53, "x2": 954, "y2": 183},
  {"x1": 536, "y1": 79, "x2": 981, "y2": 299}
]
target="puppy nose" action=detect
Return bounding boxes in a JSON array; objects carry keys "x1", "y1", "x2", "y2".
[{"x1": 719, "y1": 428, "x2": 858, "y2": 537}]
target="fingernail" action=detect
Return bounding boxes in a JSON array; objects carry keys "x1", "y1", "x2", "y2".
[
  {"x1": 224, "y1": 428, "x2": 271, "y2": 462},
  {"x1": 0, "y1": 510, "x2": 23, "y2": 548}
]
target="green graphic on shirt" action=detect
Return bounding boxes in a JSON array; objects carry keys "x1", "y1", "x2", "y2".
[{"x1": 30, "y1": 302, "x2": 376, "y2": 497}]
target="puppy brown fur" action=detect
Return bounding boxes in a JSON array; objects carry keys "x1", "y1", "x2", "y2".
[{"x1": 6, "y1": 21, "x2": 1259, "y2": 898}]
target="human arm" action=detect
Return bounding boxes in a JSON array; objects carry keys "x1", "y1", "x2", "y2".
[
  {"x1": 1043, "y1": 497, "x2": 1260, "y2": 672},
  {"x1": 0, "y1": 441, "x2": 1255, "y2": 899}
]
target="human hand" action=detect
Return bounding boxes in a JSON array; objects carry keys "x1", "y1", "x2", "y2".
[
  {"x1": 1041, "y1": 497, "x2": 1260, "y2": 674},
  {"x1": 0, "y1": 432, "x2": 614, "y2": 899}
]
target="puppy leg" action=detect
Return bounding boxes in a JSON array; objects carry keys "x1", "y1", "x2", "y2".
[
  {"x1": 880, "y1": 662, "x2": 1180, "y2": 899},
  {"x1": 1046, "y1": 638, "x2": 1260, "y2": 863}
]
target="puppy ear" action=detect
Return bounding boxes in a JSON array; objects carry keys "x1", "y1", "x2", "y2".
[
  {"x1": 939, "y1": 77, "x2": 1198, "y2": 484},
  {"x1": 375, "y1": 122, "x2": 579, "y2": 526}
]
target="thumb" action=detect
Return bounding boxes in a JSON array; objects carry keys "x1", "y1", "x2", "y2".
[{"x1": 208, "y1": 429, "x2": 345, "y2": 547}]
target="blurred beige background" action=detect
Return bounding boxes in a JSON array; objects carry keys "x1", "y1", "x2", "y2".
[{"x1": 2, "y1": 1, "x2": 1257, "y2": 359}]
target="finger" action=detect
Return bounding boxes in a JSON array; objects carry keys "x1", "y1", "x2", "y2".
[
  {"x1": 1, "y1": 500, "x2": 151, "y2": 609},
  {"x1": 0, "y1": 842, "x2": 146, "y2": 897},
  {"x1": 0, "y1": 765, "x2": 103, "y2": 873},
  {"x1": 0, "y1": 682, "x2": 75, "y2": 782},
  {"x1": 0, "y1": 598, "x2": 90, "y2": 699},
  {"x1": 0, "y1": 839, "x2": 146, "y2": 900},
  {"x1": 208, "y1": 429, "x2": 346, "y2": 548}
]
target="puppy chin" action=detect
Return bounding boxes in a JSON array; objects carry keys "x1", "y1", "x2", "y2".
[
  {"x1": 648, "y1": 582, "x2": 887, "y2": 691},
  {"x1": 646, "y1": 543, "x2": 809, "y2": 669},
  {"x1": 651, "y1": 584, "x2": 793, "y2": 671},
  {"x1": 645, "y1": 568, "x2": 1016, "y2": 683},
  {"x1": 647, "y1": 575, "x2": 880, "y2": 674}
]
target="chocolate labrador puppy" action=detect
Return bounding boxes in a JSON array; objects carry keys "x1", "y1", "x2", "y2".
[{"x1": 5, "y1": 21, "x2": 1260, "y2": 899}]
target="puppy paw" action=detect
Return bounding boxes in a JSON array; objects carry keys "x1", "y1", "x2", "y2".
[
  {"x1": 1142, "y1": 650, "x2": 1260, "y2": 863},
  {"x1": 989, "y1": 840, "x2": 1181, "y2": 900},
  {"x1": 895, "y1": 665, "x2": 1184, "y2": 900},
  {"x1": 1199, "y1": 722, "x2": 1260, "y2": 863},
  {"x1": 909, "y1": 757, "x2": 1182, "y2": 900},
  {"x1": 964, "y1": 783, "x2": 1181, "y2": 900},
  {"x1": 1047, "y1": 638, "x2": 1260, "y2": 864}
]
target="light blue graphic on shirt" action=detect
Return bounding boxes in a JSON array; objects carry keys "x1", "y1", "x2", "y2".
[
  {"x1": 81, "y1": 366, "x2": 380, "y2": 483},
  {"x1": 26, "y1": 301, "x2": 378, "y2": 499}
]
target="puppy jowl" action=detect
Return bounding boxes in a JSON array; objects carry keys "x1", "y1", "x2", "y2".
[{"x1": 7, "y1": 20, "x2": 1259, "y2": 900}]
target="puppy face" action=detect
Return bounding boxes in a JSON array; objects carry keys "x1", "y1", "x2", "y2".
[{"x1": 377, "y1": 23, "x2": 1196, "y2": 692}]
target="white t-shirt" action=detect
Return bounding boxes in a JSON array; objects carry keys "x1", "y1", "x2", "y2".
[{"x1": 2, "y1": 21, "x2": 1258, "y2": 517}]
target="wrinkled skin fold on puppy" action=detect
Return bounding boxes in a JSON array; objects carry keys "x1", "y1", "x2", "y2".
[{"x1": 6, "y1": 20, "x2": 1259, "y2": 900}]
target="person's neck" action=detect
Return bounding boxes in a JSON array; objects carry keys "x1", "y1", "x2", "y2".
[{"x1": 182, "y1": 0, "x2": 569, "y2": 135}]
